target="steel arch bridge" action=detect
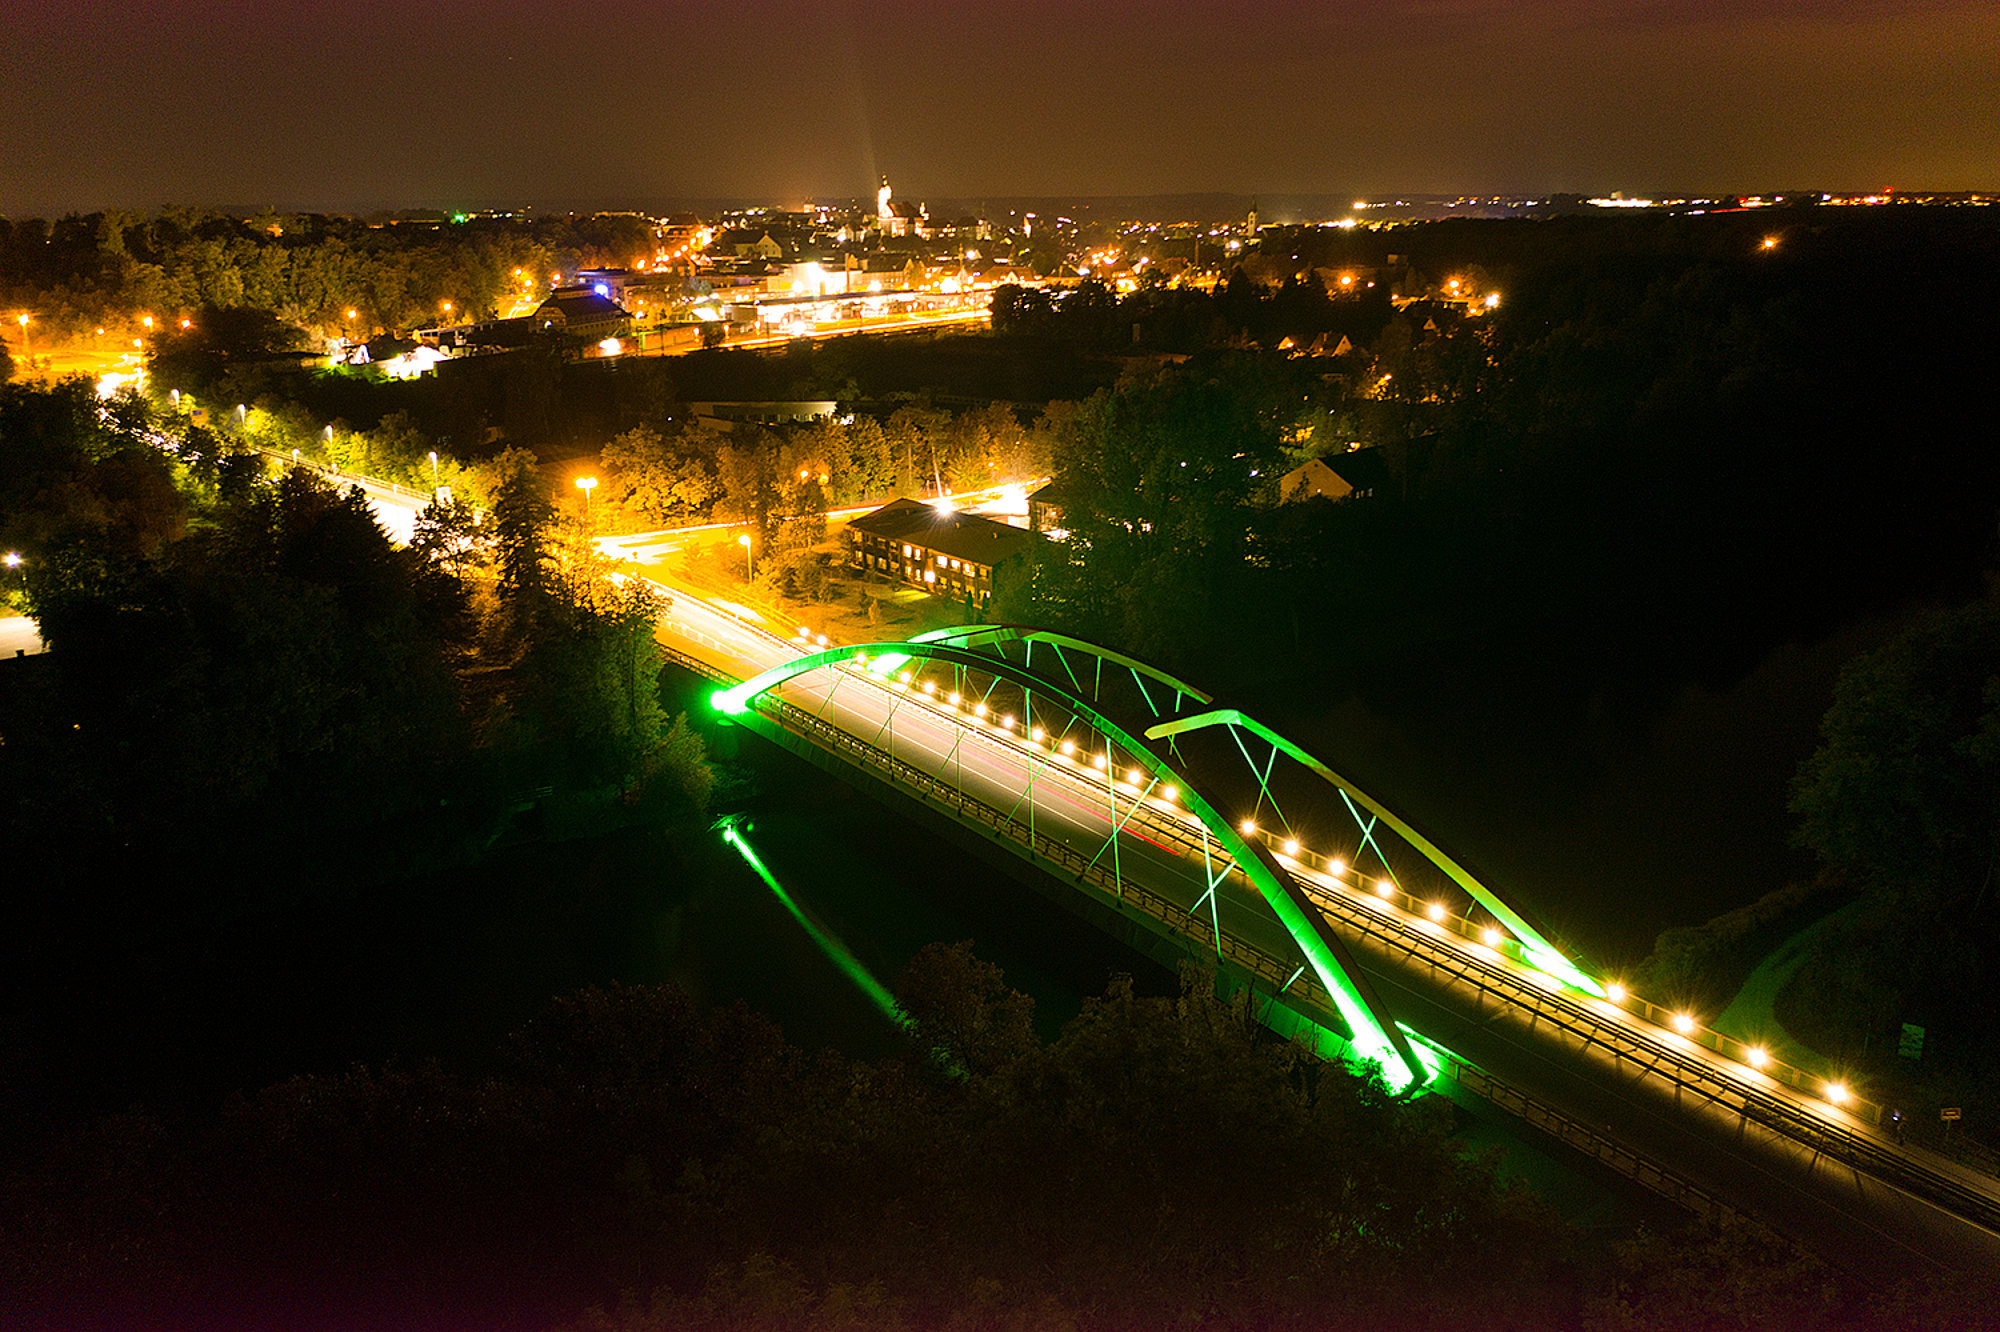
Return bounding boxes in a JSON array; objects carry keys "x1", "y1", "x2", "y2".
[{"x1": 712, "y1": 623, "x2": 1603, "y2": 1092}]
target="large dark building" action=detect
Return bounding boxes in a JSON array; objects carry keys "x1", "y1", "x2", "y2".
[{"x1": 847, "y1": 497, "x2": 1035, "y2": 610}]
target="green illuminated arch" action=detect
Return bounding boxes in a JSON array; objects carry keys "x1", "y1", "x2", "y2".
[
  {"x1": 1146, "y1": 709, "x2": 1603, "y2": 997},
  {"x1": 713, "y1": 641, "x2": 1426, "y2": 1090},
  {"x1": 904, "y1": 624, "x2": 1213, "y2": 706}
]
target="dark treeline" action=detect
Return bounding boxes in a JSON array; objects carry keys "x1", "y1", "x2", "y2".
[
  {"x1": 12, "y1": 944, "x2": 1974, "y2": 1332},
  {"x1": 0, "y1": 380, "x2": 712, "y2": 1112},
  {"x1": 1000, "y1": 208, "x2": 2000, "y2": 711},
  {"x1": 1779, "y1": 590, "x2": 2000, "y2": 1143},
  {"x1": 0, "y1": 207, "x2": 655, "y2": 340}
]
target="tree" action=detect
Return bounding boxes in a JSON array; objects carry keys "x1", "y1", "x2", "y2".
[
  {"x1": 490, "y1": 451, "x2": 557, "y2": 624},
  {"x1": 603, "y1": 424, "x2": 720, "y2": 525}
]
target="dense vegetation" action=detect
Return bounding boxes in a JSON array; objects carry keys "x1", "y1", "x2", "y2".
[
  {"x1": 0, "y1": 380, "x2": 712, "y2": 1109},
  {"x1": 7, "y1": 205, "x2": 2000, "y2": 1325},
  {"x1": 15, "y1": 945, "x2": 1974, "y2": 1332},
  {"x1": 0, "y1": 208, "x2": 655, "y2": 342}
]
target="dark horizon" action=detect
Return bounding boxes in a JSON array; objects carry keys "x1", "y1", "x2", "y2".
[{"x1": 5, "y1": 0, "x2": 1995, "y2": 218}]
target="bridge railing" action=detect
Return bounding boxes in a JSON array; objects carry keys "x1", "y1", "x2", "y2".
[
  {"x1": 1298, "y1": 871, "x2": 2000, "y2": 1234},
  {"x1": 696, "y1": 659, "x2": 1349, "y2": 1027},
  {"x1": 1427, "y1": 1045, "x2": 1748, "y2": 1227},
  {"x1": 663, "y1": 638, "x2": 2000, "y2": 1236},
  {"x1": 1252, "y1": 835, "x2": 1870, "y2": 1115}
]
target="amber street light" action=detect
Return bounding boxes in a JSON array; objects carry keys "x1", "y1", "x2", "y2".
[
  {"x1": 737, "y1": 532, "x2": 753, "y2": 580},
  {"x1": 575, "y1": 475, "x2": 598, "y2": 510}
]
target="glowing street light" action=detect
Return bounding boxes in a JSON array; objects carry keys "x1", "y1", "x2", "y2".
[
  {"x1": 737, "y1": 531, "x2": 753, "y2": 579},
  {"x1": 429, "y1": 450, "x2": 439, "y2": 485},
  {"x1": 15, "y1": 313, "x2": 28, "y2": 362},
  {"x1": 3, "y1": 552, "x2": 23, "y2": 569},
  {"x1": 575, "y1": 475, "x2": 598, "y2": 510}
]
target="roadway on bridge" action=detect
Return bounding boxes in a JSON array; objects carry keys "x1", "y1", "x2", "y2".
[{"x1": 650, "y1": 577, "x2": 2000, "y2": 1281}]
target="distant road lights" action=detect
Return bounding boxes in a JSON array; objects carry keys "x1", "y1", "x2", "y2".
[
  {"x1": 1425, "y1": 902, "x2": 1447, "y2": 923},
  {"x1": 1376, "y1": 880, "x2": 1395, "y2": 900},
  {"x1": 1671, "y1": 1013, "x2": 1697, "y2": 1036},
  {"x1": 1329, "y1": 856, "x2": 1345, "y2": 874},
  {"x1": 897, "y1": 670, "x2": 912, "y2": 683},
  {"x1": 1030, "y1": 725, "x2": 1044, "y2": 742},
  {"x1": 1484, "y1": 293, "x2": 1500, "y2": 309},
  {"x1": 1761, "y1": 235, "x2": 1780, "y2": 251},
  {"x1": 142, "y1": 315, "x2": 154, "y2": 329},
  {"x1": 1000, "y1": 714, "x2": 1015, "y2": 729},
  {"x1": 1745, "y1": 1045, "x2": 1770, "y2": 1069},
  {"x1": 345, "y1": 309, "x2": 358, "y2": 322},
  {"x1": 3, "y1": 552, "x2": 23, "y2": 569},
  {"x1": 1239, "y1": 818, "x2": 1257, "y2": 836},
  {"x1": 922, "y1": 680, "x2": 936, "y2": 694},
  {"x1": 1282, "y1": 838, "x2": 1300, "y2": 856},
  {"x1": 428, "y1": 450, "x2": 438, "y2": 485},
  {"x1": 1480, "y1": 926, "x2": 1502, "y2": 947},
  {"x1": 815, "y1": 633, "x2": 828, "y2": 647},
  {"x1": 1825, "y1": 1081, "x2": 1850, "y2": 1105},
  {"x1": 1605, "y1": 982, "x2": 1628, "y2": 1004},
  {"x1": 1058, "y1": 738, "x2": 1074, "y2": 755},
  {"x1": 1159, "y1": 784, "x2": 1177, "y2": 802},
  {"x1": 1092, "y1": 752, "x2": 1107, "y2": 770},
  {"x1": 575, "y1": 475, "x2": 598, "y2": 511},
  {"x1": 947, "y1": 691, "x2": 961, "y2": 705},
  {"x1": 737, "y1": 532, "x2": 752, "y2": 579},
  {"x1": 179, "y1": 317, "x2": 191, "y2": 329}
]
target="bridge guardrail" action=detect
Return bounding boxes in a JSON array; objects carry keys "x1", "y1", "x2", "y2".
[
  {"x1": 1298, "y1": 876, "x2": 2000, "y2": 1234},
  {"x1": 669, "y1": 640, "x2": 2000, "y2": 1237}
]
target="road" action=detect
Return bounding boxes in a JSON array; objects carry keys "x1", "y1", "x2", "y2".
[{"x1": 645, "y1": 572, "x2": 2000, "y2": 1280}]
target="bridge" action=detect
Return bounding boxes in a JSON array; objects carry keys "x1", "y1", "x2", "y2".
[{"x1": 652, "y1": 581, "x2": 2000, "y2": 1281}]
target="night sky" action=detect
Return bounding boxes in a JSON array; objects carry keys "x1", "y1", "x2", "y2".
[{"x1": 3, "y1": 0, "x2": 1995, "y2": 214}]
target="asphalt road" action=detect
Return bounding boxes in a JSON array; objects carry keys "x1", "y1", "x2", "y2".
[{"x1": 650, "y1": 576, "x2": 2000, "y2": 1279}]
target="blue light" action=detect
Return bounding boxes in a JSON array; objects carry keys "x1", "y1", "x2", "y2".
[{"x1": 593, "y1": 283, "x2": 609, "y2": 298}]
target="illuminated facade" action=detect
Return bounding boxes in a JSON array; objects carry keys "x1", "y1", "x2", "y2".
[{"x1": 847, "y1": 497, "x2": 1033, "y2": 607}]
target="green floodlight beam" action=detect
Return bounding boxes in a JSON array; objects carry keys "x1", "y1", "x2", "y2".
[
  {"x1": 714, "y1": 637, "x2": 1424, "y2": 1091},
  {"x1": 720, "y1": 821, "x2": 909, "y2": 1030}
]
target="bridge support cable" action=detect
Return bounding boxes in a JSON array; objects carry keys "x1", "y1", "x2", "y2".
[
  {"x1": 712, "y1": 640, "x2": 1426, "y2": 1090},
  {"x1": 1145, "y1": 708, "x2": 1602, "y2": 998}
]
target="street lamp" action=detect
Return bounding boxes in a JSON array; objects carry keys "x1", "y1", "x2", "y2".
[
  {"x1": 738, "y1": 532, "x2": 753, "y2": 580},
  {"x1": 14, "y1": 313, "x2": 27, "y2": 365},
  {"x1": 430, "y1": 450, "x2": 439, "y2": 485},
  {"x1": 575, "y1": 475, "x2": 597, "y2": 511}
]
